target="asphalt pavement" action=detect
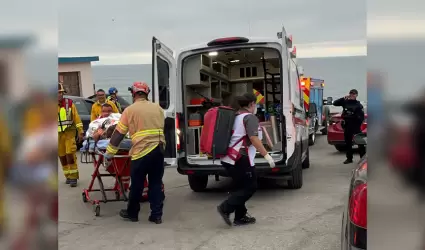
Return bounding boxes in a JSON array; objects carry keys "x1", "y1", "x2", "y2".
[{"x1": 58, "y1": 136, "x2": 355, "y2": 250}]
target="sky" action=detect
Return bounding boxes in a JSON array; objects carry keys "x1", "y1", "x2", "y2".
[
  {"x1": 0, "y1": 0, "x2": 423, "y2": 65},
  {"x1": 57, "y1": 0, "x2": 369, "y2": 65}
]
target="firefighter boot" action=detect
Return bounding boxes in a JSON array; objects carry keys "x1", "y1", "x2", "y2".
[{"x1": 69, "y1": 179, "x2": 77, "y2": 187}]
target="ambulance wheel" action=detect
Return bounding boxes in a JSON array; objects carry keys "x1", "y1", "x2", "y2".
[
  {"x1": 288, "y1": 162, "x2": 303, "y2": 189},
  {"x1": 188, "y1": 175, "x2": 208, "y2": 192},
  {"x1": 302, "y1": 148, "x2": 310, "y2": 169},
  {"x1": 308, "y1": 131, "x2": 316, "y2": 146},
  {"x1": 94, "y1": 204, "x2": 100, "y2": 217},
  {"x1": 82, "y1": 192, "x2": 88, "y2": 203}
]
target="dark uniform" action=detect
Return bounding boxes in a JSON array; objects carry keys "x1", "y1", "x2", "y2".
[{"x1": 333, "y1": 93, "x2": 366, "y2": 163}]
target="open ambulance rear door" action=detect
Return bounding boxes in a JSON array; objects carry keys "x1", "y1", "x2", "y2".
[{"x1": 152, "y1": 37, "x2": 177, "y2": 166}]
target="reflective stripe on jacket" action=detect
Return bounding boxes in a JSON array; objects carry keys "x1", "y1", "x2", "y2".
[
  {"x1": 58, "y1": 98, "x2": 73, "y2": 132},
  {"x1": 106, "y1": 99, "x2": 165, "y2": 160}
]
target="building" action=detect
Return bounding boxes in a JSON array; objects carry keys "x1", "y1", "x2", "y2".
[{"x1": 58, "y1": 56, "x2": 99, "y2": 97}]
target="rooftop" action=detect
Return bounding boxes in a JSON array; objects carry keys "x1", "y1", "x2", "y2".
[{"x1": 58, "y1": 56, "x2": 100, "y2": 64}]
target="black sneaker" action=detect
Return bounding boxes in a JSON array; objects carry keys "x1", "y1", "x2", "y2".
[
  {"x1": 234, "y1": 214, "x2": 256, "y2": 226},
  {"x1": 217, "y1": 206, "x2": 232, "y2": 226},
  {"x1": 343, "y1": 159, "x2": 353, "y2": 164},
  {"x1": 119, "y1": 209, "x2": 138, "y2": 222},
  {"x1": 148, "y1": 217, "x2": 162, "y2": 224}
]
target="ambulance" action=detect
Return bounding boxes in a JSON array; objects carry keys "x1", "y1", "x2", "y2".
[
  {"x1": 300, "y1": 76, "x2": 325, "y2": 145},
  {"x1": 150, "y1": 26, "x2": 309, "y2": 192}
]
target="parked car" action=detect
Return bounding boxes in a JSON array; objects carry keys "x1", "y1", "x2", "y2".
[
  {"x1": 341, "y1": 133, "x2": 367, "y2": 250},
  {"x1": 64, "y1": 95, "x2": 94, "y2": 147},
  {"x1": 88, "y1": 94, "x2": 131, "y2": 111},
  {"x1": 327, "y1": 108, "x2": 367, "y2": 152}
]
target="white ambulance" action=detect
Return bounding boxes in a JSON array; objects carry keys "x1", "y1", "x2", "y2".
[{"x1": 150, "y1": 25, "x2": 309, "y2": 192}]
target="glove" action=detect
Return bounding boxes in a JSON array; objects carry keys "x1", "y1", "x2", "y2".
[
  {"x1": 264, "y1": 154, "x2": 275, "y2": 168},
  {"x1": 103, "y1": 153, "x2": 114, "y2": 169}
]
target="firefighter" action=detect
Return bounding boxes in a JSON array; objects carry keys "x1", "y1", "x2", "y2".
[
  {"x1": 107, "y1": 87, "x2": 123, "y2": 113},
  {"x1": 333, "y1": 89, "x2": 366, "y2": 164},
  {"x1": 90, "y1": 89, "x2": 119, "y2": 121},
  {"x1": 104, "y1": 82, "x2": 165, "y2": 224},
  {"x1": 58, "y1": 83, "x2": 84, "y2": 187}
]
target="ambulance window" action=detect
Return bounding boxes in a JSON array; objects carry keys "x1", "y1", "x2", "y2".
[
  {"x1": 290, "y1": 60, "x2": 302, "y2": 109},
  {"x1": 157, "y1": 56, "x2": 170, "y2": 109}
]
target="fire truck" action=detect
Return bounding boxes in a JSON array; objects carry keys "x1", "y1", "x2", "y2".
[{"x1": 300, "y1": 76, "x2": 325, "y2": 145}]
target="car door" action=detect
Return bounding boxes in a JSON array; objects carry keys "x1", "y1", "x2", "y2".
[{"x1": 152, "y1": 37, "x2": 177, "y2": 166}]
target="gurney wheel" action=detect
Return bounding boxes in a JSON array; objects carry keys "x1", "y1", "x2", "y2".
[
  {"x1": 94, "y1": 204, "x2": 100, "y2": 217},
  {"x1": 82, "y1": 192, "x2": 88, "y2": 203}
]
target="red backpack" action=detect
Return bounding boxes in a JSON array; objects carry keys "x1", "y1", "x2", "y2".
[
  {"x1": 200, "y1": 106, "x2": 236, "y2": 159},
  {"x1": 200, "y1": 107, "x2": 252, "y2": 161}
]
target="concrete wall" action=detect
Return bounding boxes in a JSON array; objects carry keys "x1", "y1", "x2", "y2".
[{"x1": 58, "y1": 62, "x2": 94, "y2": 97}]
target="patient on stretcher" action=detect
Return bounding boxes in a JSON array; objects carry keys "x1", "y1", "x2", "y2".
[{"x1": 82, "y1": 113, "x2": 131, "y2": 152}]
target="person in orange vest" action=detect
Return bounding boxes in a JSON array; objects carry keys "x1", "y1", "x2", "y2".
[
  {"x1": 104, "y1": 81, "x2": 165, "y2": 224},
  {"x1": 58, "y1": 83, "x2": 84, "y2": 187}
]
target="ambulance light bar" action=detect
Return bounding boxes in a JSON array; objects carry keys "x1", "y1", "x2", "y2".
[{"x1": 207, "y1": 37, "x2": 249, "y2": 46}]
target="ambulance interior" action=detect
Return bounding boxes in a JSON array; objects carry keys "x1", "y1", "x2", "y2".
[{"x1": 181, "y1": 47, "x2": 286, "y2": 165}]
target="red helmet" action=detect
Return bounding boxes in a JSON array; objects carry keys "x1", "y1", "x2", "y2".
[{"x1": 130, "y1": 81, "x2": 150, "y2": 95}]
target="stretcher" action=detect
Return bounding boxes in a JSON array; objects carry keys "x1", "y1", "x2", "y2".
[{"x1": 80, "y1": 139, "x2": 164, "y2": 217}]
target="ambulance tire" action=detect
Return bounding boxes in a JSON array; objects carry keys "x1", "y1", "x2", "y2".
[
  {"x1": 302, "y1": 148, "x2": 310, "y2": 169},
  {"x1": 188, "y1": 175, "x2": 208, "y2": 192},
  {"x1": 288, "y1": 160, "x2": 303, "y2": 189}
]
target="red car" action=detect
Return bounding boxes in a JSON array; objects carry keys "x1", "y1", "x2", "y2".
[{"x1": 327, "y1": 112, "x2": 367, "y2": 152}]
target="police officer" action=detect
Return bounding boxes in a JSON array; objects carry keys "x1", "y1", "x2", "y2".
[{"x1": 333, "y1": 89, "x2": 366, "y2": 164}]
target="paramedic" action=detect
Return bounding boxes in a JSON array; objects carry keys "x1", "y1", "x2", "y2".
[
  {"x1": 333, "y1": 89, "x2": 366, "y2": 164},
  {"x1": 58, "y1": 83, "x2": 84, "y2": 187},
  {"x1": 90, "y1": 89, "x2": 119, "y2": 121},
  {"x1": 104, "y1": 81, "x2": 165, "y2": 224},
  {"x1": 107, "y1": 87, "x2": 123, "y2": 112},
  {"x1": 217, "y1": 93, "x2": 276, "y2": 226}
]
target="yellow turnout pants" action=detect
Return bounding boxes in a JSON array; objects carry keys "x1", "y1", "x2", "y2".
[{"x1": 58, "y1": 129, "x2": 79, "y2": 179}]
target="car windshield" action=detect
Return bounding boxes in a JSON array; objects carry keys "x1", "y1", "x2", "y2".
[
  {"x1": 73, "y1": 99, "x2": 90, "y2": 115},
  {"x1": 118, "y1": 95, "x2": 132, "y2": 104}
]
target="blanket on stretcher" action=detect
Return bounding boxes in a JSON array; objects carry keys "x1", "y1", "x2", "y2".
[{"x1": 81, "y1": 139, "x2": 132, "y2": 152}]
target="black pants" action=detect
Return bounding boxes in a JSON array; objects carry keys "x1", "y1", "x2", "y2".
[
  {"x1": 127, "y1": 146, "x2": 165, "y2": 219},
  {"x1": 344, "y1": 125, "x2": 366, "y2": 161},
  {"x1": 220, "y1": 156, "x2": 257, "y2": 220}
]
